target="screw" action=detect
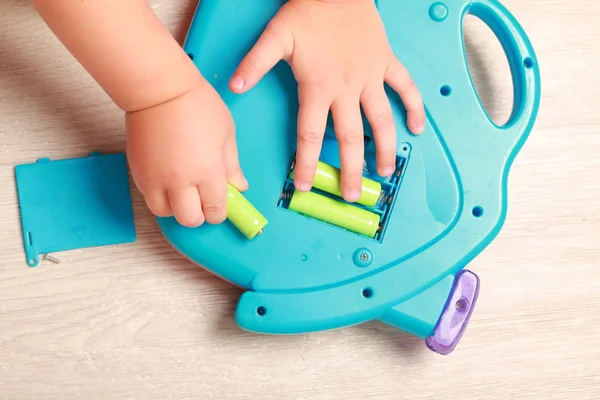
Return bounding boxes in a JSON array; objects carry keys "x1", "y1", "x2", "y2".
[
  {"x1": 455, "y1": 299, "x2": 467, "y2": 311},
  {"x1": 44, "y1": 254, "x2": 60, "y2": 264},
  {"x1": 360, "y1": 253, "x2": 368, "y2": 261}
]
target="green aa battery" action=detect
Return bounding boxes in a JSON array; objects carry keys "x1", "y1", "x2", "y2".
[
  {"x1": 226, "y1": 183, "x2": 267, "y2": 240},
  {"x1": 290, "y1": 161, "x2": 382, "y2": 207},
  {"x1": 288, "y1": 190, "x2": 380, "y2": 238}
]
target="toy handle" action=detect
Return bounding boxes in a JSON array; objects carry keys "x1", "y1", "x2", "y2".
[{"x1": 467, "y1": 0, "x2": 541, "y2": 136}]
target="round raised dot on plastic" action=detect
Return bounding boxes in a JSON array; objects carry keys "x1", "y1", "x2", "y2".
[
  {"x1": 472, "y1": 206, "x2": 484, "y2": 218},
  {"x1": 257, "y1": 306, "x2": 267, "y2": 316},
  {"x1": 353, "y1": 248, "x2": 373, "y2": 267},
  {"x1": 440, "y1": 85, "x2": 452, "y2": 96},
  {"x1": 429, "y1": 2, "x2": 448, "y2": 22},
  {"x1": 523, "y1": 57, "x2": 534, "y2": 69}
]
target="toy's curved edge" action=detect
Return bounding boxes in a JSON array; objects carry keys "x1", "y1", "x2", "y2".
[
  {"x1": 345, "y1": 270, "x2": 478, "y2": 356},
  {"x1": 482, "y1": 0, "x2": 542, "y2": 258},
  {"x1": 156, "y1": 217, "x2": 258, "y2": 289},
  {"x1": 425, "y1": 269, "x2": 480, "y2": 355},
  {"x1": 378, "y1": 274, "x2": 456, "y2": 339},
  {"x1": 460, "y1": 0, "x2": 542, "y2": 135}
]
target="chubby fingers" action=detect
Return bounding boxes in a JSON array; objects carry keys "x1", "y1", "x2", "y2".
[
  {"x1": 142, "y1": 134, "x2": 244, "y2": 228},
  {"x1": 229, "y1": 21, "x2": 293, "y2": 94},
  {"x1": 165, "y1": 170, "x2": 228, "y2": 228},
  {"x1": 330, "y1": 96, "x2": 365, "y2": 203},
  {"x1": 293, "y1": 85, "x2": 330, "y2": 191},
  {"x1": 144, "y1": 189, "x2": 172, "y2": 218},
  {"x1": 360, "y1": 83, "x2": 397, "y2": 177},
  {"x1": 169, "y1": 186, "x2": 205, "y2": 227},
  {"x1": 196, "y1": 166, "x2": 228, "y2": 225},
  {"x1": 223, "y1": 134, "x2": 248, "y2": 192},
  {"x1": 384, "y1": 57, "x2": 425, "y2": 135},
  {"x1": 144, "y1": 165, "x2": 230, "y2": 228}
]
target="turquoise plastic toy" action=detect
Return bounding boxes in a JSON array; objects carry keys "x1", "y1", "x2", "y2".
[{"x1": 158, "y1": 0, "x2": 540, "y2": 354}]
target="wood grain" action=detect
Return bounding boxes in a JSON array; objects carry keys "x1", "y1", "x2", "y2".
[{"x1": 1, "y1": 0, "x2": 599, "y2": 399}]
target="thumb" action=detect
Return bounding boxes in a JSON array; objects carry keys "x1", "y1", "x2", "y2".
[
  {"x1": 224, "y1": 134, "x2": 248, "y2": 192},
  {"x1": 229, "y1": 22, "x2": 292, "y2": 94}
]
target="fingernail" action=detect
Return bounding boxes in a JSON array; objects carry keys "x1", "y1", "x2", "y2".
[
  {"x1": 415, "y1": 123, "x2": 424, "y2": 133},
  {"x1": 381, "y1": 166, "x2": 395, "y2": 176},
  {"x1": 230, "y1": 76, "x2": 245, "y2": 91},
  {"x1": 295, "y1": 182, "x2": 311, "y2": 191},
  {"x1": 347, "y1": 189, "x2": 361, "y2": 202}
]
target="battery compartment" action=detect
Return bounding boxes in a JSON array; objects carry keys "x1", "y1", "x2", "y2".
[{"x1": 276, "y1": 143, "x2": 411, "y2": 242}]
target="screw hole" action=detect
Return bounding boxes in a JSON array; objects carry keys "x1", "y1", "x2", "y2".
[
  {"x1": 402, "y1": 146, "x2": 408, "y2": 151},
  {"x1": 29, "y1": 258, "x2": 36, "y2": 265},
  {"x1": 472, "y1": 206, "x2": 484, "y2": 218},
  {"x1": 523, "y1": 57, "x2": 534, "y2": 69},
  {"x1": 440, "y1": 85, "x2": 452, "y2": 96},
  {"x1": 456, "y1": 298, "x2": 468, "y2": 311},
  {"x1": 362, "y1": 288, "x2": 374, "y2": 298},
  {"x1": 257, "y1": 306, "x2": 267, "y2": 316}
]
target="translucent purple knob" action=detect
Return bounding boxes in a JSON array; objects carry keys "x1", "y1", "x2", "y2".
[{"x1": 425, "y1": 269, "x2": 480, "y2": 355}]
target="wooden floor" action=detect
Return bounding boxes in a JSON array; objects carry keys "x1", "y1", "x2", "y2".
[{"x1": 1, "y1": 0, "x2": 599, "y2": 398}]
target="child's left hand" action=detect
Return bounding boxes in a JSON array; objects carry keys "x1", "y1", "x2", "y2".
[{"x1": 229, "y1": 0, "x2": 425, "y2": 203}]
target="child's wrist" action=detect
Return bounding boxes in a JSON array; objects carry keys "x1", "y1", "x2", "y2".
[{"x1": 118, "y1": 56, "x2": 207, "y2": 113}]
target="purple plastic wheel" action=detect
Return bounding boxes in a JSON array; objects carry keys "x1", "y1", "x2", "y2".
[{"x1": 425, "y1": 269, "x2": 480, "y2": 355}]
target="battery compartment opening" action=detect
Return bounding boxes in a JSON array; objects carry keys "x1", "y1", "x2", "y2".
[{"x1": 276, "y1": 145, "x2": 410, "y2": 243}]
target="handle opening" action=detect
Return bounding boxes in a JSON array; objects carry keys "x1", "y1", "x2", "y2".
[{"x1": 462, "y1": 0, "x2": 539, "y2": 131}]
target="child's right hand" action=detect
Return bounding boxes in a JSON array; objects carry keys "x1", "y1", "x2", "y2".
[
  {"x1": 126, "y1": 78, "x2": 248, "y2": 228},
  {"x1": 229, "y1": 0, "x2": 425, "y2": 203}
]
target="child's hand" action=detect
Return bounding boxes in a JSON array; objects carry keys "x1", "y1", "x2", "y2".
[
  {"x1": 229, "y1": 0, "x2": 425, "y2": 202},
  {"x1": 126, "y1": 78, "x2": 247, "y2": 227},
  {"x1": 30, "y1": 0, "x2": 250, "y2": 228}
]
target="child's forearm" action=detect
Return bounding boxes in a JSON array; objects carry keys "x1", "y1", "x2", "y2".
[{"x1": 30, "y1": 0, "x2": 202, "y2": 112}]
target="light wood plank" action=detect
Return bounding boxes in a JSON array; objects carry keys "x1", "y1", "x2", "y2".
[{"x1": 1, "y1": 0, "x2": 599, "y2": 398}]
